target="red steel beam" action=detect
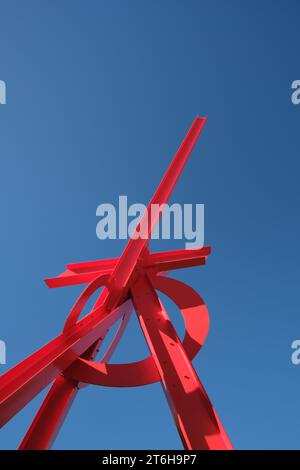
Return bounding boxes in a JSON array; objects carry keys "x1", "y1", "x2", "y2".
[
  {"x1": 105, "y1": 116, "x2": 207, "y2": 310},
  {"x1": 45, "y1": 117, "x2": 206, "y2": 293},
  {"x1": 18, "y1": 301, "x2": 133, "y2": 450},
  {"x1": 131, "y1": 273, "x2": 233, "y2": 450},
  {"x1": 0, "y1": 298, "x2": 128, "y2": 428},
  {"x1": 18, "y1": 376, "x2": 78, "y2": 450},
  {"x1": 144, "y1": 246, "x2": 211, "y2": 272}
]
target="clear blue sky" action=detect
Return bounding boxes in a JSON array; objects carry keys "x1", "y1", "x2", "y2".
[{"x1": 0, "y1": 0, "x2": 299, "y2": 450}]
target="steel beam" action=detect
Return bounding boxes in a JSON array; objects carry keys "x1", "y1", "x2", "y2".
[{"x1": 131, "y1": 273, "x2": 233, "y2": 450}]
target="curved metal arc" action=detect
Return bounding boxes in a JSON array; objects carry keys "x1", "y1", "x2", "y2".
[
  {"x1": 63, "y1": 274, "x2": 110, "y2": 333},
  {"x1": 64, "y1": 275, "x2": 210, "y2": 387}
]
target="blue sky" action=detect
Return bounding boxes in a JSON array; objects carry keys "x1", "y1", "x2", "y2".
[{"x1": 0, "y1": 0, "x2": 299, "y2": 449}]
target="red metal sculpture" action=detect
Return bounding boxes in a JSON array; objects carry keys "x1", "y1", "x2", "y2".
[{"x1": 0, "y1": 117, "x2": 233, "y2": 450}]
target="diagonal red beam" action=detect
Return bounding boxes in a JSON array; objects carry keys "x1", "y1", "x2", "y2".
[
  {"x1": 45, "y1": 270, "x2": 109, "y2": 288},
  {"x1": 105, "y1": 116, "x2": 207, "y2": 309},
  {"x1": 0, "y1": 299, "x2": 128, "y2": 428},
  {"x1": 18, "y1": 301, "x2": 133, "y2": 450},
  {"x1": 44, "y1": 258, "x2": 118, "y2": 288},
  {"x1": 131, "y1": 273, "x2": 233, "y2": 450},
  {"x1": 18, "y1": 376, "x2": 78, "y2": 450},
  {"x1": 46, "y1": 117, "x2": 206, "y2": 293}
]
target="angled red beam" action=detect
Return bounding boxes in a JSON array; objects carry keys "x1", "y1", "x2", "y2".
[
  {"x1": 18, "y1": 376, "x2": 78, "y2": 450},
  {"x1": 131, "y1": 273, "x2": 233, "y2": 450},
  {"x1": 45, "y1": 270, "x2": 106, "y2": 288},
  {"x1": 17, "y1": 288, "x2": 114, "y2": 449},
  {"x1": 45, "y1": 258, "x2": 118, "y2": 288},
  {"x1": 67, "y1": 258, "x2": 118, "y2": 273},
  {"x1": 45, "y1": 117, "x2": 206, "y2": 291},
  {"x1": 45, "y1": 246, "x2": 211, "y2": 289},
  {"x1": 0, "y1": 299, "x2": 129, "y2": 428},
  {"x1": 145, "y1": 246, "x2": 211, "y2": 272},
  {"x1": 106, "y1": 116, "x2": 207, "y2": 310},
  {"x1": 19, "y1": 300, "x2": 133, "y2": 450}
]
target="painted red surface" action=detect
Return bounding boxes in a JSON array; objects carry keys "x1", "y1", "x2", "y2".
[{"x1": 0, "y1": 117, "x2": 233, "y2": 450}]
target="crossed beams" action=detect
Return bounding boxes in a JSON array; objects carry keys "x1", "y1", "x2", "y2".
[{"x1": 0, "y1": 116, "x2": 233, "y2": 450}]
